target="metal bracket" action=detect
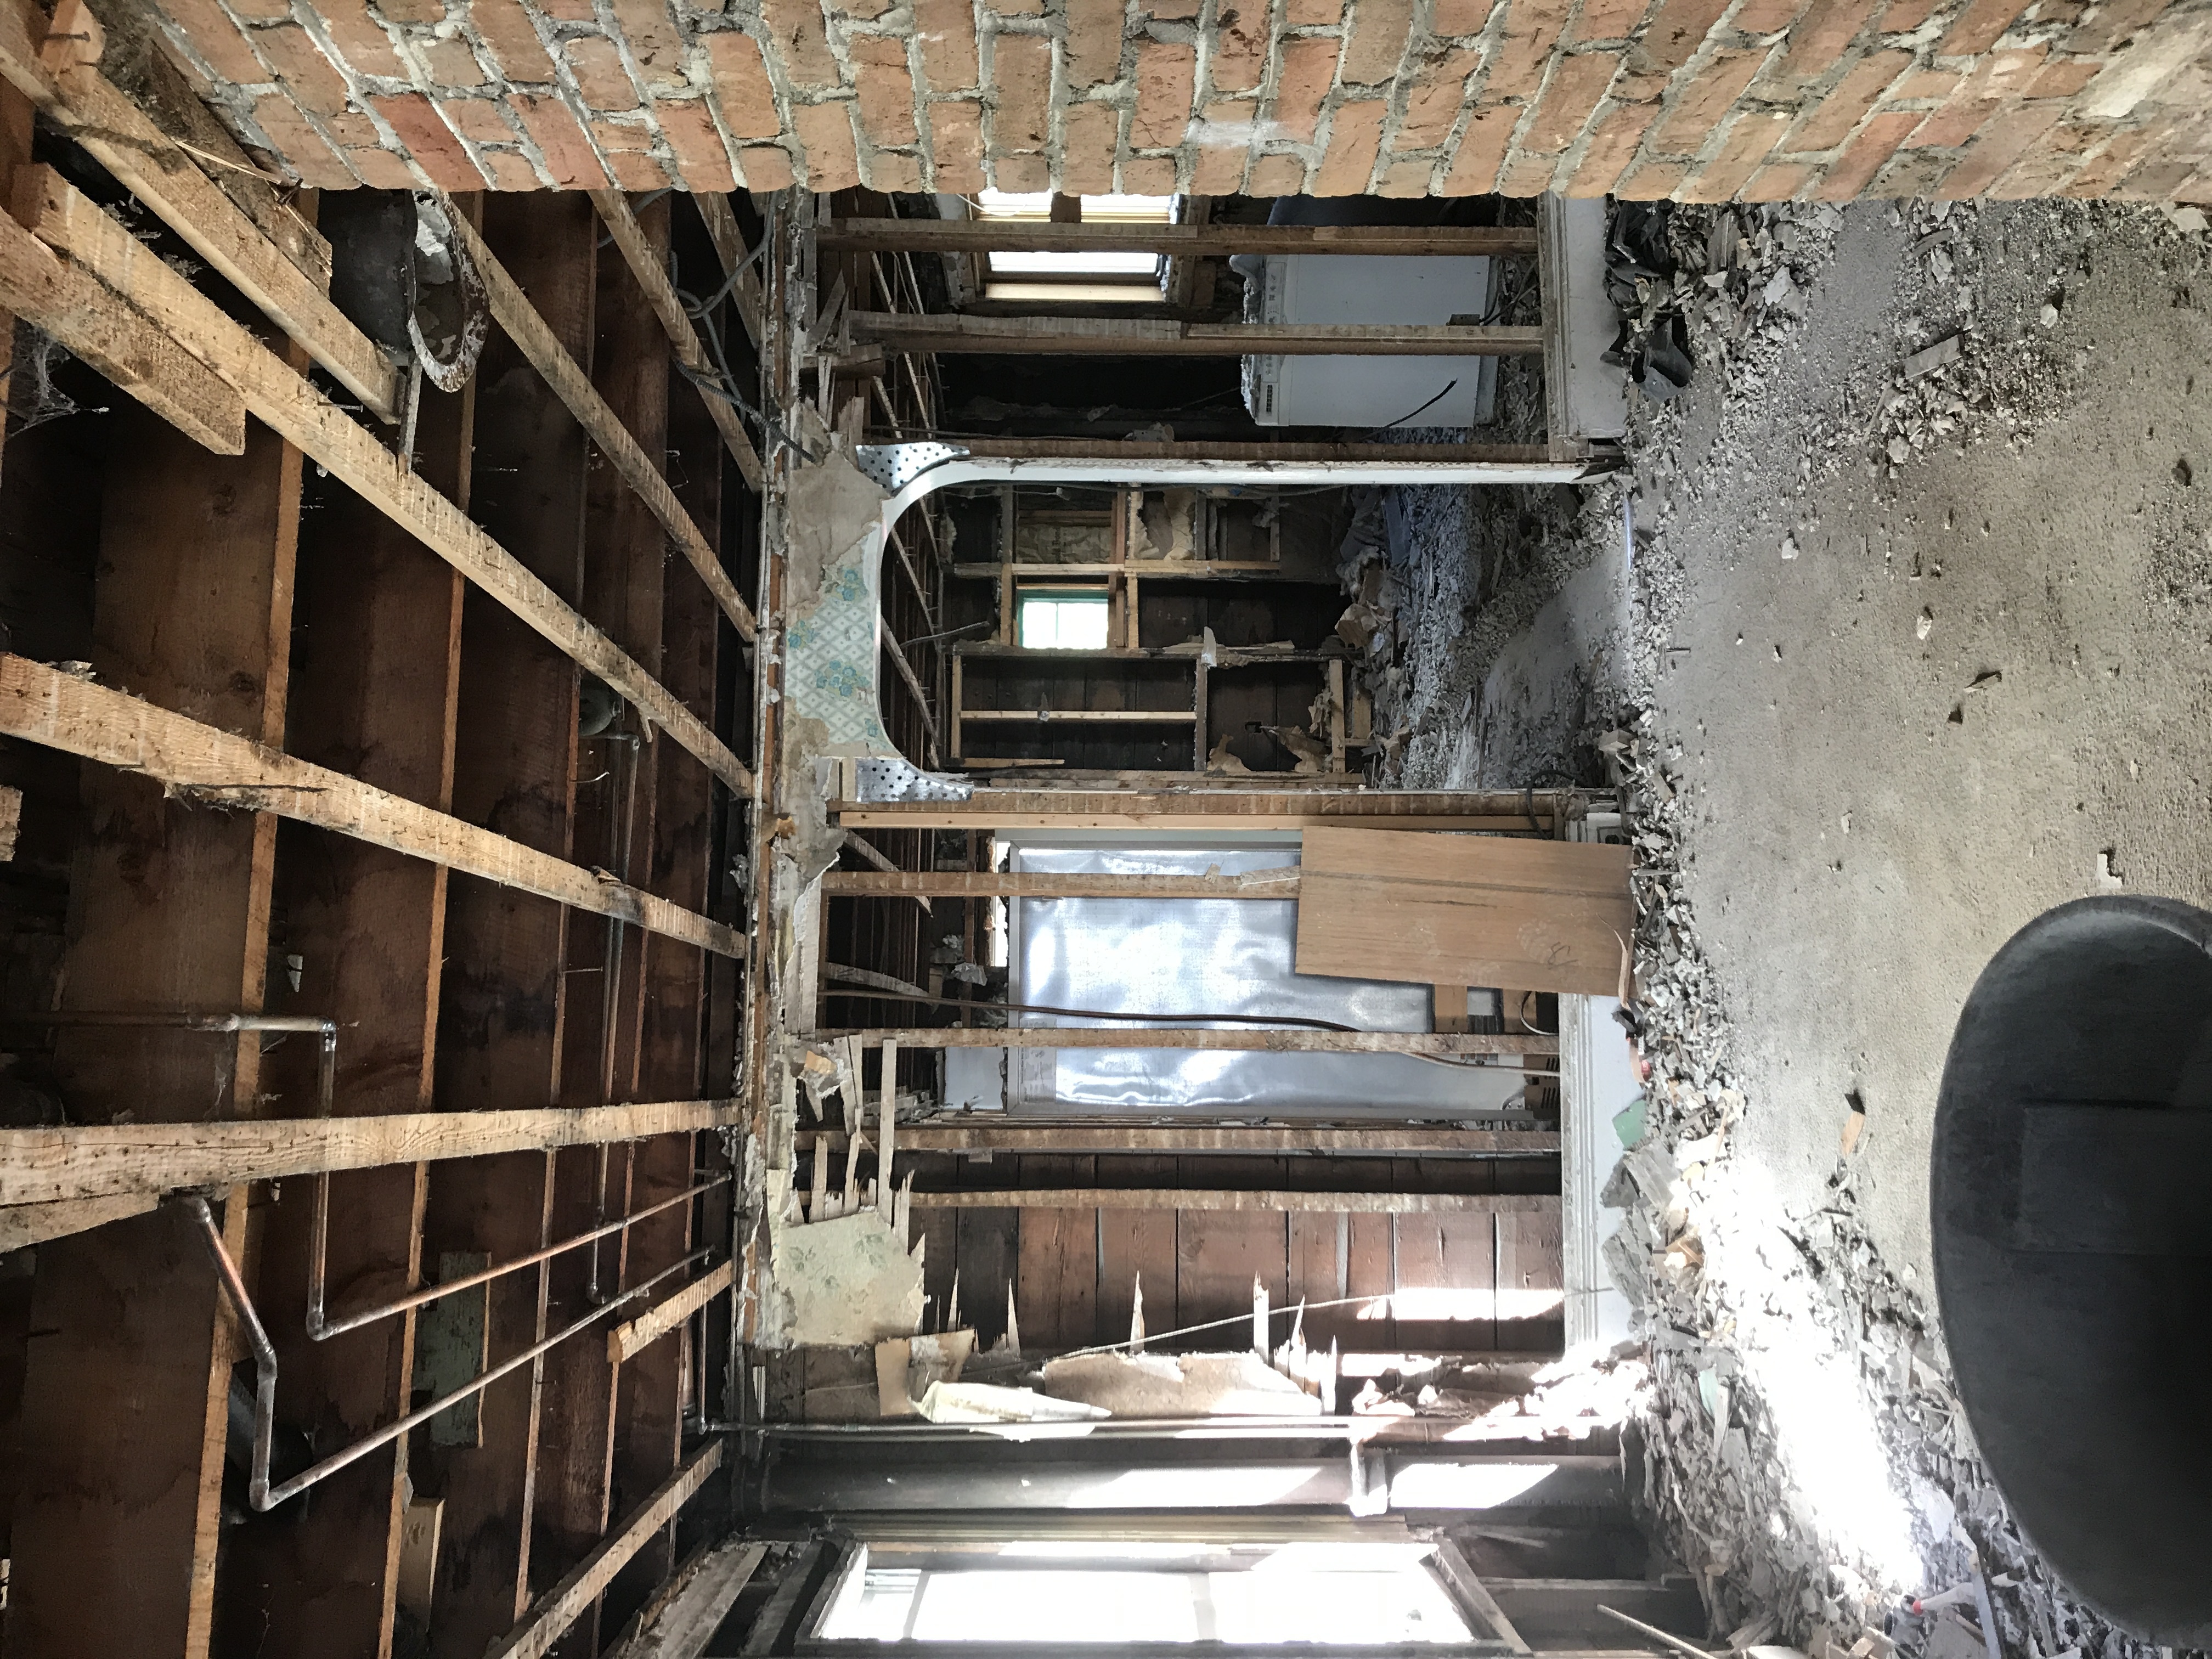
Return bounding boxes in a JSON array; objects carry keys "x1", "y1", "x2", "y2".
[
  {"x1": 853, "y1": 756, "x2": 973, "y2": 804},
  {"x1": 853, "y1": 442, "x2": 967, "y2": 495}
]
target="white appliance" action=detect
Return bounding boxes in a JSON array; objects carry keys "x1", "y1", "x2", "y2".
[{"x1": 1242, "y1": 253, "x2": 1498, "y2": 429}]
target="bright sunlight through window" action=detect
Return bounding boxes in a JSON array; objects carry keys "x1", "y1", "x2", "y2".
[{"x1": 1018, "y1": 590, "x2": 1109, "y2": 650}]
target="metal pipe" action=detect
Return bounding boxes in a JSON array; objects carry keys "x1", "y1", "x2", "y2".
[
  {"x1": 3, "y1": 1011, "x2": 337, "y2": 1034},
  {"x1": 308, "y1": 1172, "x2": 731, "y2": 1340},
  {"x1": 187, "y1": 1190, "x2": 714, "y2": 1510}
]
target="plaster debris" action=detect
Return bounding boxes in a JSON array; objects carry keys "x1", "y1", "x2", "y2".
[
  {"x1": 770, "y1": 1208, "x2": 926, "y2": 1347},
  {"x1": 1039, "y1": 1351, "x2": 1324, "y2": 1418}
]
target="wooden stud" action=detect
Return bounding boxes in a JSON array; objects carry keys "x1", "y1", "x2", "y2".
[
  {"x1": 795, "y1": 1126, "x2": 1557, "y2": 1156},
  {"x1": 819, "y1": 221, "x2": 1540, "y2": 258},
  {"x1": 902, "y1": 1190, "x2": 1558, "y2": 1215},
  {"x1": 832, "y1": 790, "x2": 1564, "y2": 833},
  {"x1": 826, "y1": 1028, "x2": 1554, "y2": 1056},
  {"x1": 607, "y1": 1260, "x2": 735, "y2": 1365},
  {"x1": 823, "y1": 870, "x2": 1298, "y2": 900},
  {"x1": 693, "y1": 192, "x2": 766, "y2": 347}
]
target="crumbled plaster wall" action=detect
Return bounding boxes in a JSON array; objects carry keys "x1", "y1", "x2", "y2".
[{"x1": 137, "y1": 0, "x2": 2212, "y2": 202}]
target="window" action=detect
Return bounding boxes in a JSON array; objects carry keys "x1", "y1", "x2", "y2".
[
  {"x1": 1017, "y1": 589, "x2": 1109, "y2": 651},
  {"x1": 973, "y1": 191, "x2": 1173, "y2": 304}
]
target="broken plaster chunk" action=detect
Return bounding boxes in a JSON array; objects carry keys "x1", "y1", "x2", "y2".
[
  {"x1": 1903, "y1": 335, "x2": 1962, "y2": 381},
  {"x1": 771, "y1": 1207, "x2": 925, "y2": 1346},
  {"x1": 916, "y1": 1381, "x2": 1109, "y2": 1423}
]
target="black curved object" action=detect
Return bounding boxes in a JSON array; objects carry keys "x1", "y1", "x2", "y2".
[{"x1": 1933, "y1": 895, "x2": 2212, "y2": 1646}]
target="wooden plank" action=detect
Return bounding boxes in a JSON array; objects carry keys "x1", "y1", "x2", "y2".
[
  {"x1": 1496, "y1": 1155, "x2": 1566, "y2": 1355},
  {"x1": 819, "y1": 221, "x2": 1539, "y2": 258},
  {"x1": 826, "y1": 870, "x2": 1297, "y2": 899},
  {"x1": 17, "y1": 166, "x2": 750, "y2": 795},
  {"x1": 589, "y1": 189, "x2": 764, "y2": 492},
  {"x1": 0, "y1": 654, "x2": 743, "y2": 957},
  {"x1": 691, "y1": 192, "x2": 765, "y2": 347},
  {"x1": 609, "y1": 1260, "x2": 734, "y2": 1365},
  {"x1": 797, "y1": 1126, "x2": 1556, "y2": 1155},
  {"x1": 621, "y1": 1539, "x2": 768, "y2": 1659},
  {"x1": 1176, "y1": 1156, "x2": 1286, "y2": 1344},
  {"x1": 445, "y1": 200, "x2": 755, "y2": 642},
  {"x1": 487, "y1": 1440, "x2": 725, "y2": 1659},
  {"x1": 881, "y1": 622, "x2": 939, "y2": 755},
  {"x1": 0, "y1": 1101, "x2": 743, "y2": 1205},
  {"x1": 1096, "y1": 1155, "x2": 1177, "y2": 1348},
  {"x1": 0, "y1": 185, "x2": 242, "y2": 451},
  {"x1": 0, "y1": 4, "x2": 397, "y2": 415},
  {"x1": 962, "y1": 708, "x2": 1195, "y2": 724},
  {"x1": 912, "y1": 1190, "x2": 1558, "y2": 1215},
  {"x1": 829, "y1": 1027, "x2": 1554, "y2": 1056},
  {"x1": 0, "y1": 1192, "x2": 159, "y2": 1249},
  {"x1": 1014, "y1": 1156, "x2": 1096, "y2": 1351},
  {"x1": 1296, "y1": 828, "x2": 1633, "y2": 998},
  {"x1": 1432, "y1": 1541, "x2": 1531, "y2": 1652},
  {"x1": 834, "y1": 790, "x2": 1562, "y2": 831},
  {"x1": 848, "y1": 313, "x2": 1544, "y2": 357},
  {"x1": 1393, "y1": 1159, "x2": 1498, "y2": 1355}
]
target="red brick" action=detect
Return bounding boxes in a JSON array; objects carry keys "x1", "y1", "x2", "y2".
[
  {"x1": 1936, "y1": 98, "x2": 2058, "y2": 193},
  {"x1": 657, "y1": 98, "x2": 738, "y2": 189},
  {"x1": 607, "y1": 147, "x2": 672, "y2": 189},
  {"x1": 1988, "y1": 115, "x2": 2099, "y2": 195},
  {"x1": 1122, "y1": 154, "x2": 1180, "y2": 189},
  {"x1": 343, "y1": 144, "x2": 419, "y2": 188},
  {"x1": 2064, "y1": 116, "x2": 2165, "y2": 194},
  {"x1": 916, "y1": 0, "x2": 981, "y2": 89},
  {"x1": 1770, "y1": 0, "x2": 1879, "y2": 86},
  {"x1": 706, "y1": 31, "x2": 783, "y2": 139},
  {"x1": 1567, "y1": 92, "x2": 1663, "y2": 192},
  {"x1": 1131, "y1": 41, "x2": 1197, "y2": 146},
  {"x1": 1679, "y1": 106, "x2": 1788, "y2": 197},
  {"x1": 1270, "y1": 35, "x2": 1340, "y2": 141},
  {"x1": 1649, "y1": 47, "x2": 1764, "y2": 151},
  {"x1": 1341, "y1": 0, "x2": 1413, "y2": 81},
  {"x1": 928, "y1": 98, "x2": 988, "y2": 187},
  {"x1": 1375, "y1": 156, "x2": 1434, "y2": 193},
  {"x1": 1314, "y1": 95, "x2": 1385, "y2": 191},
  {"x1": 512, "y1": 91, "x2": 614, "y2": 184},
  {"x1": 1612, "y1": 153, "x2": 1690, "y2": 194},
  {"x1": 435, "y1": 94, "x2": 511, "y2": 146},
  {"x1": 1489, "y1": 0, "x2": 1578, "y2": 94},
  {"x1": 259, "y1": 23, "x2": 355, "y2": 117},
  {"x1": 476, "y1": 148, "x2": 545, "y2": 188},
  {"x1": 991, "y1": 153, "x2": 1050, "y2": 188},
  {"x1": 586, "y1": 115, "x2": 656, "y2": 150},
  {"x1": 225, "y1": 0, "x2": 288, "y2": 19},
  {"x1": 1249, "y1": 150, "x2": 1308, "y2": 191},
  {"x1": 2025, "y1": 54, "x2": 2101, "y2": 98},
  {"x1": 1785, "y1": 48, "x2": 1906, "y2": 150},
  {"x1": 565, "y1": 35, "x2": 641, "y2": 111},
  {"x1": 1065, "y1": 0, "x2": 1128, "y2": 88},
  {"x1": 248, "y1": 92, "x2": 356, "y2": 187},
  {"x1": 537, "y1": 0, "x2": 597, "y2": 20},
  {"x1": 1730, "y1": 0, "x2": 1806, "y2": 35},
  {"x1": 1572, "y1": 0, "x2": 1649, "y2": 40},
  {"x1": 612, "y1": 0, "x2": 689, "y2": 89},
  {"x1": 1742, "y1": 157, "x2": 1812, "y2": 195},
  {"x1": 1811, "y1": 104, "x2": 1916, "y2": 193},
  {"x1": 1286, "y1": 0, "x2": 1347, "y2": 21},
  {"x1": 1632, "y1": 0, "x2": 1730, "y2": 72},
  {"x1": 739, "y1": 144, "x2": 798, "y2": 188},
  {"x1": 1907, "y1": 93, "x2": 1995, "y2": 149},
  {"x1": 379, "y1": 0, "x2": 448, "y2": 20},
  {"x1": 2060, "y1": 0, "x2": 2168, "y2": 55},
  {"x1": 791, "y1": 100, "x2": 861, "y2": 184},
  {"x1": 1059, "y1": 98, "x2": 1120, "y2": 189},
  {"x1": 1497, "y1": 148, "x2": 1559, "y2": 190},
  {"x1": 1889, "y1": 65, "x2": 1961, "y2": 101},
  {"x1": 849, "y1": 33, "x2": 919, "y2": 146},
  {"x1": 1209, "y1": 1, "x2": 1270, "y2": 92},
  {"x1": 1442, "y1": 100, "x2": 1514, "y2": 188},
  {"x1": 987, "y1": 0, "x2": 1043, "y2": 14},
  {"x1": 2112, "y1": 156, "x2": 2198, "y2": 199},
  {"x1": 314, "y1": 0, "x2": 405, "y2": 76},
  {"x1": 762, "y1": 0, "x2": 842, "y2": 89},
  {"x1": 867, "y1": 149, "x2": 924, "y2": 188},
  {"x1": 368, "y1": 91, "x2": 487, "y2": 188},
  {"x1": 1940, "y1": 0, "x2": 2031, "y2": 53},
  {"x1": 1430, "y1": 0, "x2": 1498, "y2": 35},
  {"x1": 1193, "y1": 128, "x2": 1250, "y2": 191},
  {"x1": 1391, "y1": 46, "x2": 1481, "y2": 148},
  {"x1": 1522, "y1": 49, "x2": 1617, "y2": 150},
  {"x1": 470, "y1": 0, "x2": 556, "y2": 81},
  {"x1": 415, "y1": 35, "x2": 487, "y2": 87},
  {"x1": 320, "y1": 109, "x2": 383, "y2": 146},
  {"x1": 991, "y1": 32, "x2": 1053, "y2": 149},
  {"x1": 151, "y1": 0, "x2": 267, "y2": 85}
]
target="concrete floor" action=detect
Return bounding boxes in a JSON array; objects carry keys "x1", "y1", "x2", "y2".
[{"x1": 1454, "y1": 199, "x2": 2212, "y2": 1290}]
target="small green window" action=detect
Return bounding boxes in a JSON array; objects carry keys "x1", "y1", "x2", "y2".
[{"x1": 1017, "y1": 589, "x2": 1109, "y2": 650}]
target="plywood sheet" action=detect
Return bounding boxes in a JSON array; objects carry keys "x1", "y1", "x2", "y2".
[{"x1": 1293, "y1": 827, "x2": 1633, "y2": 996}]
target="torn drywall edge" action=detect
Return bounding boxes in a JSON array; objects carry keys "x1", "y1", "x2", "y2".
[{"x1": 768, "y1": 1205, "x2": 926, "y2": 1348}]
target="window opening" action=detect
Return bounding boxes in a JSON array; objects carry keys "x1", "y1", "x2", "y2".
[
  {"x1": 973, "y1": 191, "x2": 1173, "y2": 300},
  {"x1": 1016, "y1": 588, "x2": 1110, "y2": 651}
]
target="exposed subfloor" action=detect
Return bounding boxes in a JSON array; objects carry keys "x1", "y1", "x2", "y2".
[{"x1": 1374, "y1": 199, "x2": 2212, "y2": 1655}]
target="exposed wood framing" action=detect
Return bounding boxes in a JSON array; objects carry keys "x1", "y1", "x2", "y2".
[
  {"x1": 695, "y1": 192, "x2": 766, "y2": 347},
  {"x1": 0, "y1": 1100, "x2": 742, "y2": 1205},
  {"x1": 833, "y1": 791, "x2": 1567, "y2": 832},
  {"x1": 12, "y1": 166, "x2": 750, "y2": 794},
  {"x1": 794, "y1": 1126, "x2": 1558, "y2": 1155},
  {"x1": 847, "y1": 313, "x2": 1546, "y2": 357},
  {"x1": 445, "y1": 201, "x2": 757, "y2": 642},
  {"x1": 900, "y1": 1189, "x2": 1560, "y2": 1214},
  {"x1": 607, "y1": 1260, "x2": 735, "y2": 1364},
  {"x1": 487, "y1": 1440, "x2": 725, "y2": 1659},
  {"x1": 618, "y1": 1540, "x2": 768, "y2": 1659},
  {"x1": 819, "y1": 221, "x2": 1540, "y2": 258},
  {"x1": 0, "y1": 0, "x2": 398, "y2": 415},
  {"x1": 0, "y1": 654, "x2": 743, "y2": 956},
  {"x1": 823, "y1": 1027, "x2": 1556, "y2": 1056},
  {"x1": 589, "y1": 189, "x2": 764, "y2": 492}
]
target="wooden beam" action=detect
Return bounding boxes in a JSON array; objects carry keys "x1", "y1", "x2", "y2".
[
  {"x1": 847, "y1": 313, "x2": 1544, "y2": 357},
  {"x1": 833, "y1": 789, "x2": 1564, "y2": 832},
  {"x1": 821, "y1": 1026, "x2": 1555, "y2": 1056},
  {"x1": 823, "y1": 870, "x2": 1300, "y2": 899},
  {"x1": 840, "y1": 831, "x2": 930, "y2": 913},
  {"x1": 0, "y1": 1192, "x2": 157, "y2": 1250},
  {"x1": 621, "y1": 1540, "x2": 768, "y2": 1659},
  {"x1": 589, "y1": 189, "x2": 764, "y2": 493},
  {"x1": 695, "y1": 192, "x2": 766, "y2": 347},
  {"x1": 879, "y1": 622, "x2": 938, "y2": 754},
  {"x1": 0, "y1": 653, "x2": 744, "y2": 957},
  {"x1": 819, "y1": 221, "x2": 1540, "y2": 258},
  {"x1": 901, "y1": 1189, "x2": 1560, "y2": 1215},
  {"x1": 487, "y1": 1440, "x2": 725, "y2": 1659},
  {"x1": 0, "y1": 1100, "x2": 743, "y2": 1206},
  {"x1": 444, "y1": 199, "x2": 755, "y2": 642},
  {"x1": 0, "y1": 0, "x2": 399, "y2": 416},
  {"x1": 1432, "y1": 1540, "x2": 1532, "y2": 1654},
  {"x1": 14, "y1": 166, "x2": 751, "y2": 795},
  {"x1": 961, "y1": 709, "x2": 1195, "y2": 723},
  {"x1": 608, "y1": 1260, "x2": 735, "y2": 1365},
  {"x1": 954, "y1": 561, "x2": 1282, "y2": 578},
  {"x1": 796, "y1": 1126, "x2": 1556, "y2": 1155},
  {"x1": 0, "y1": 184, "x2": 243, "y2": 451}
]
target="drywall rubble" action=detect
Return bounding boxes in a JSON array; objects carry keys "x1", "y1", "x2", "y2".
[
  {"x1": 768, "y1": 1207, "x2": 926, "y2": 1347},
  {"x1": 1041, "y1": 1351, "x2": 1324, "y2": 1418}
]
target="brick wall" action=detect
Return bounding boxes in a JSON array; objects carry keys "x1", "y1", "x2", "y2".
[{"x1": 140, "y1": 0, "x2": 2212, "y2": 200}]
